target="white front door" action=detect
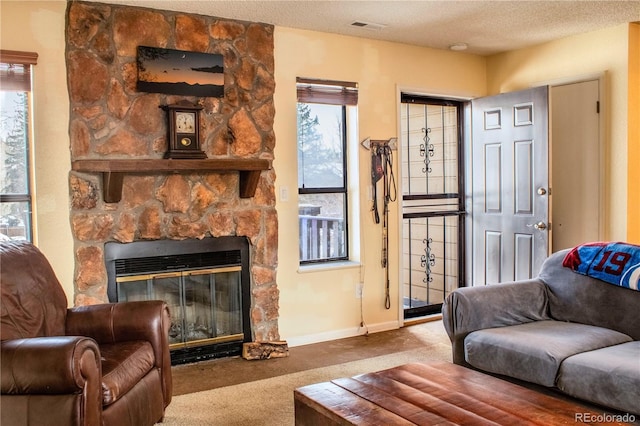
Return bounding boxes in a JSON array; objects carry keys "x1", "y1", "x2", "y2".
[{"x1": 471, "y1": 86, "x2": 550, "y2": 285}]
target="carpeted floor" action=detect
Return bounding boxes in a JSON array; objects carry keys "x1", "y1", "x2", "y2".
[
  {"x1": 170, "y1": 317, "x2": 450, "y2": 395},
  {"x1": 161, "y1": 318, "x2": 452, "y2": 425}
]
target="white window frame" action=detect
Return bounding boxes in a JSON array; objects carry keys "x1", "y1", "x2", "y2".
[
  {"x1": 0, "y1": 50, "x2": 37, "y2": 242},
  {"x1": 296, "y1": 78, "x2": 359, "y2": 266}
]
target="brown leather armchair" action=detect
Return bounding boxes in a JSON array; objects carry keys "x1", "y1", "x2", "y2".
[{"x1": 0, "y1": 240, "x2": 172, "y2": 426}]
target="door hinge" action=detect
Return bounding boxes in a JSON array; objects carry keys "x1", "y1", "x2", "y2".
[{"x1": 596, "y1": 101, "x2": 600, "y2": 114}]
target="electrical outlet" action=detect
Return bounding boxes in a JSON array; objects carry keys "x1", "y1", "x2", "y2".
[{"x1": 356, "y1": 283, "x2": 364, "y2": 299}]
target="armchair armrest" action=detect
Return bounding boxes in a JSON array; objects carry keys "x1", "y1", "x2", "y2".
[
  {"x1": 442, "y1": 279, "x2": 550, "y2": 365},
  {"x1": 1, "y1": 336, "x2": 100, "y2": 394},
  {"x1": 66, "y1": 300, "x2": 172, "y2": 406},
  {"x1": 66, "y1": 301, "x2": 168, "y2": 346}
]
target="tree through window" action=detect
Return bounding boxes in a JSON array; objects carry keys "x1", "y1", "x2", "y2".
[
  {"x1": 296, "y1": 78, "x2": 357, "y2": 263},
  {"x1": 1, "y1": 50, "x2": 37, "y2": 241}
]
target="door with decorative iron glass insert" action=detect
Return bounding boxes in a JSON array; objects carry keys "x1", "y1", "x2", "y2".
[{"x1": 400, "y1": 95, "x2": 464, "y2": 318}]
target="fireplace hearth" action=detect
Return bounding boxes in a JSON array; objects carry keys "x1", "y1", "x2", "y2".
[{"x1": 105, "y1": 237, "x2": 251, "y2": 365}]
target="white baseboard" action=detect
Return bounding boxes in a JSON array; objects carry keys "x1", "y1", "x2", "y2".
[{"x1": 285, "y1": 320, "x2": 400, "y2": 348}]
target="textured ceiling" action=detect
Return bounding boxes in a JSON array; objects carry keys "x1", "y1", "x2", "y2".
[{"x1": 93, "y1": 0, "x2": 640, "y2": 55}]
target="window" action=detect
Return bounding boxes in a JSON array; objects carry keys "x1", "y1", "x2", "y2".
[
  {"x1": 296, "y1": 78, "x2": 357, "y2": 263},
  {"x1": 1, "y1": 50, "x2": 37, "y2": 241}
]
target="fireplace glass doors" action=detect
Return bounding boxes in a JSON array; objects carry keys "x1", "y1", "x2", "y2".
[
  {"x1": 105, "y1": 237, "x2": 251, "y2": 364},
  {"x1": 116, "y1": 266, "x2": 243, "y2": 349}
]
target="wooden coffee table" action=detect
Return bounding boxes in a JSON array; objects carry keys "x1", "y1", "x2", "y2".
[{"x1": 294, "y1": 362, "x2": 628, "y2": 425}]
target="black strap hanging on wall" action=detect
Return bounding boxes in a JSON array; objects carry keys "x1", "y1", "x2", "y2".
[
  {"x1": 371, "y1": 148, "x2": 384, "y2": 224},
  {"x1": 362, "y1": 137, "x2": 397, "y2": 309}
]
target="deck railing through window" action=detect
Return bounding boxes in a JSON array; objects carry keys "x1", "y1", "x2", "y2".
[{"x1": 299, "y1": 215, "x2": 345, "y2": 261}]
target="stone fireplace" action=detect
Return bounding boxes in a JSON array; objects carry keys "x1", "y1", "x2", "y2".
[{"x1": 65, "y1": 2, "x2": 280, "y2": 348}]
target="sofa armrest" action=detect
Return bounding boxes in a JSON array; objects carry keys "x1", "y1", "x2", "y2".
[
  {"x1": 1, "y1": 336, "x2": 101, "y2": 394},
  {"x1": 441, "y1": 279, "x2": 550, "y2": 365},
  {"x1": 66, "y1": 300, "x2": 172, "y2": 406}
]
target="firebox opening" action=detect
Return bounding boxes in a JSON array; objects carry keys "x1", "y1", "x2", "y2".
[{"x1": 105, "y1": 237, "x2": 252, "y2": 365}]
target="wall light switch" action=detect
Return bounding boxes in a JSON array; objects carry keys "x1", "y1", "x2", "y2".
[{"x1": 279, "y1": 186, "x2": 289, "y2": 202}]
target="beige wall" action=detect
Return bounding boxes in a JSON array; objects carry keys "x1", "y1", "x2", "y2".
[
  {"x1": 1, "y1": 0, "x2": 74, "y2": 305},
  {"x1": 486, "y1": 23, "x2": 633, "y2": 241},
  {"x1": 273, "y1": 27, "x2": 486, "y2": 344},
  {"x1": 628, "y1": 23, "x2": 639, "y2": 244}
]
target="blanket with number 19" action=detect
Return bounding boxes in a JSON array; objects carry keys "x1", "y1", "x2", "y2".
[{"x1": 562, "y1": 242, "x2": 640, "y2": 291}]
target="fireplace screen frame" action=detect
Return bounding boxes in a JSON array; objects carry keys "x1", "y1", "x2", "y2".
[
  {"x1": 116, "y1": 266, "x2": 244, "y2": 350},
  {"x1": 104, "y1": 237, "x2": 252, "y2": 364}
]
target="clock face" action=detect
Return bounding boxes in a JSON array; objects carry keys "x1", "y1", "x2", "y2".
[{"x1": 175, "y1": 111, "x2": 196, "y2": 134}]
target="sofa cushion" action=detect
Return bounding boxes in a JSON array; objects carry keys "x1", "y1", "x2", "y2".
[
  {"x1": 100, "y1": 340, "x2": 155, "y2": 406},
  {"x1": 557, "y1": 341, "x2": 640, "y2": 415},
  {"x1": 464, "y1": 320, "x2": 632, "y2": 387},
  {"x1": 539, "y1": 249, "x2": 640, "y2": 341}
]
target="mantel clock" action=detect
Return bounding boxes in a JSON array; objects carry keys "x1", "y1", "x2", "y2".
[{"x1": 162, "y1": 103, "x2": 207, "y2": 159}]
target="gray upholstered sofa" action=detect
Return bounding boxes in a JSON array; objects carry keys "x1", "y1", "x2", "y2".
[{"x1": 442, "y1": 248, "x2": 640, "y2": 415}]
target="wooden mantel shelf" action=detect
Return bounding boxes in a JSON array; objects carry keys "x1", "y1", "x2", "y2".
[{"x1": 72, "y1": 158, "x2": 272, "y2": 203}]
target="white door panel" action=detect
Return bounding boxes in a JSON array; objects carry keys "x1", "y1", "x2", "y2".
[{"x1": 471, "y1": 87, "x2": 550, "y2": 285}]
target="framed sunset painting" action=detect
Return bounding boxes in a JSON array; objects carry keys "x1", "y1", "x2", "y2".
[{"x1": 136, "y1": 46, "x2": 224, "y2": 97}]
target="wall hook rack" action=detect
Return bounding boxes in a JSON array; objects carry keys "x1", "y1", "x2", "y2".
[{"x1": 360, "y1": 137, "x2": 398, "y2": 151}]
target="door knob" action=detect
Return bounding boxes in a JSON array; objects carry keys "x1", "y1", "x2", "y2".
[
  {"x1": 537, "y1": 187, "x2": 547, "y2": 195},
  {"x1": 533, "y1": 221, "x2": 547, "y2": 230}
]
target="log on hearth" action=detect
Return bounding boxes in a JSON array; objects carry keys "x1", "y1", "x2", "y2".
[{"x1": 242, "y1": 341, "x2": 289, "y2": 360}]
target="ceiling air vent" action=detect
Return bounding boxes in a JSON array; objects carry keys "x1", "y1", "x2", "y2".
[{"x1": 350, "y1": 21, "x2": 386, "y2": 31}]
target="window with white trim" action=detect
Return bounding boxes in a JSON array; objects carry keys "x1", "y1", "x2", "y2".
[
  {"x1": 296, "y1": 78, "x2": 357, "y2": 264},
  {"x1": 1, "y1": 50, "x2": 37, "y2": 241}
]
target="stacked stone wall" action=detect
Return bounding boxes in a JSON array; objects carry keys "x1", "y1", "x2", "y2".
[{"x1": 66, "y1": 1, "x2": 279, "y2": 341}]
